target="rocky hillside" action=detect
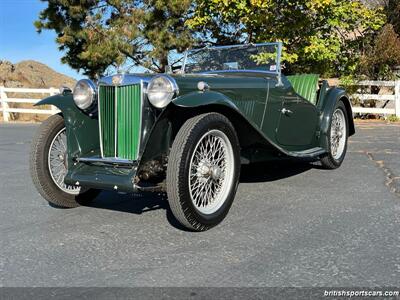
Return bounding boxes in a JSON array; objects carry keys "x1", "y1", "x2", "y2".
[
  {"x1": 0, "y1": 60, "x2": 76, "y2": 89},
  {"x1": 0, "y1": 60, "x2": 76, "y2": 122}
]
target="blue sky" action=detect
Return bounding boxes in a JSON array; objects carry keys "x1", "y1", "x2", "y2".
[{"x1": 0, "y1": 0, "x2": 82, "y2": 79}]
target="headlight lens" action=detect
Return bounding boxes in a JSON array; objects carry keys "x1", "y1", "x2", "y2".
[
  {"x1": 73, "y1": 79, "x2": 97, "y2": 110},
  {"x1": 147, "y1": 75, "x2": 178, "y2": 108}
]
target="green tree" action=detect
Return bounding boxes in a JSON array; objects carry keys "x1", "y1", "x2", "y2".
[
  {"x1": 35, "y1": 0, "x2": 194, "y2": 78},
  {"x1": 385, "y1": 0, "x2": 400, "y2": 34},
  {"x1": 373, "y1": 0, "x2": 400, "y2": 34},
  {"x1": 187, "y1": 0, "x2": 386, "y2": 76},
  {"x1": 359, "y1": 24, "x2": 400, "y2": 80}
]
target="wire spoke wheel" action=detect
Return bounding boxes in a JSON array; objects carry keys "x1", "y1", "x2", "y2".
[
  {"x1": 31, "y1": 115, "x2": 99, "y2": 208},
  {"x1": 48, "y1": 128, "x2": 81, "y2": 195},
  {"x1": 167, "y1": 113, "x2": 240, "y2": 231},
  {"x1": 188, "y1": 129, "x2": 235, "y2": 215},
  {"x1": 330, "y1": 108, "x2": 347, "y2": 160}
]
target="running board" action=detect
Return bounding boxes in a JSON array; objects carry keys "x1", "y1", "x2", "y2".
[{"x1": 286, "y1": 147, "x2": 326, "y2": 158}]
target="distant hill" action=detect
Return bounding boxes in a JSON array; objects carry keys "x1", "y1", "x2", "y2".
[
  {"x1": 0, "y1": 60, "x2": 76, "y2": 89},
  {"x1": 0, "y1": 60, "x2": 77, "y2": 122}
]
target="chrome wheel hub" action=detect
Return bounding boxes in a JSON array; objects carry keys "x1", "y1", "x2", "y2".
[
  {"x1": 330, "y1": 108, "x2": 347, "y2": 160},
  {"x1": 197, "y1": 161, "x2": 222, "y2": 180},
  {"x1": 189, "y1": 130, "x2": 235, "y2": 215},
  {"x1": 48, "y1": 128, "x2": 81, "y2": 195}
]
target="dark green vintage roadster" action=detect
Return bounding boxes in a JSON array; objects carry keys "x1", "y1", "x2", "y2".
[{"x1": 30, "y1": 43, "x2": 354, "y2": 231}]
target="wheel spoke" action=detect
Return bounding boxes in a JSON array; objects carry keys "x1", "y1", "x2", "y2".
[
  {"x1": 188, "y1": 130, "x2": 234, "y2": 215},
  {"x1": 48, "y1": 128, "x2": 80, "y2": 194},
  {"x1": 330, "y1": 109, "x2": 347, "y2": 160}
]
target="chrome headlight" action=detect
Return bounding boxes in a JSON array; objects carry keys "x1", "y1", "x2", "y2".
[
  {"x1": 147, "y1": 75, "x2": 178, "y2": 108},
  {"x1": 73, "y1": 79, "x2": 97, "y2": 110}
]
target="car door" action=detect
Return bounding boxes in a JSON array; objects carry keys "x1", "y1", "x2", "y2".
[
  {"x1": 275, "y1": 79, "x2": 319, "y2": 147},
  {"x1": 260, "y1": 77, "x2": 285, "y2": 141}
]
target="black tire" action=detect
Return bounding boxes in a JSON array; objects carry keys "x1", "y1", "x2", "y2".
[
  {"x1": 320, "y1": 101, "x2": 349, "y2": 169},
  {"x1": 29, "y1": 114, "x2": 99, "y2": 208},
  {"x1": 166, "y1": 113, "x2": 241, "y2": 231}
]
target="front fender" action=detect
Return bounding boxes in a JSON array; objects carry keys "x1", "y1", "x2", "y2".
[
  {"x1": 173, "y1": 90, "x2": 238, "y2": 110},
  {"x1": 139, "y1": 90, "x2": 262, "y2": 168},
  {"x1": 169, "y1": 90, "x2": 295, "y2": 157},
  {"x1": 36, "y1": 93, "x2": 72, "y2": 111},
  {"x1": 35, "y1": 93, "x2": 100, "y2": 162},
  {"x1": 172, "y1": 90, "x2": 263, "y2": 131}
]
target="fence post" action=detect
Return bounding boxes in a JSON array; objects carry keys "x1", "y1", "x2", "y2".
[
  {"x1": 395, "y1": 81, "x2": 400, "y2": 118},
  {"x1": 48, "y1": 87, "x2": 58, "y2": 115},
  {"x1": 0, "y1": 86, "x2": 10, "y2": 122},
  {"x1": 49, "y1": 87, "x2": 58, "y2": 96}
]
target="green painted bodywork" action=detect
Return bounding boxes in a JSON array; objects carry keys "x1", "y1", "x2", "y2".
[
  {"x1": 36, "y1": 71, "x2": 354, "y2": 192},
  {"x1": 36, "y1": 92, "x2": 137, "y2": 191},
  {"x1": 172, "y1": 73, "x2": 322, "y2": 152}
]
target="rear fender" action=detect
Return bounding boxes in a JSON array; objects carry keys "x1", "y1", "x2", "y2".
[{"x1": 318, "y1": 87, "x2": 355, "y2": 150}]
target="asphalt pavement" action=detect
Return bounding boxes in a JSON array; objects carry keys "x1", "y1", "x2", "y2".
[{"x1": 0, "y1": 122, "x2": 399, "y2": 287}]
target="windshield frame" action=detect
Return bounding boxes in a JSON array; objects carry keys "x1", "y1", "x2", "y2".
[{"x1": 181, "y1": 42, "x2": 282, "y2": 81}]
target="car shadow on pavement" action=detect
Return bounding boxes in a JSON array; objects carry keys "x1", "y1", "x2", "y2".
[
  {"x1": 240, "y1": 160, "x2": 315, "y2": 183},
  {"x1": 75, "y1": 160, "x2": 316, "y2": 231},
  {"x1": 87, "y1": 191, "x2": 190, "y2": 231}
]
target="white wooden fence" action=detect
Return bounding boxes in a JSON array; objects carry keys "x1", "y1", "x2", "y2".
[
  {"x1": 350, "y1": 80, "x2": 400, "y2": 117},
  {"x1": 0, "y1": 86, "x2": 59, "y2": 122},
  {"x1": 0, "y1": 81, "x2": 400, "y2": 122}
]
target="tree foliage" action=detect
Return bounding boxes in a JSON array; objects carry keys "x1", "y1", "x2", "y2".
[
  {"x1": 376, "y1": 0, "x2": 400, "y2": 34},
  {"x1": 35, "y1": 0, "x2": 194, "y2": 78},
  {"x1": 387, "y1": 0, "x2": 400, "y2": 34},
  {"x1": 36, "y1": 0, "x2": 388, "y2": 78},
  {"x1": 188, "y1": 0, "x2": 386, "y2": 76},
  {"x1": 359, "y1": 24, "x2": 400, "y2": 80}
]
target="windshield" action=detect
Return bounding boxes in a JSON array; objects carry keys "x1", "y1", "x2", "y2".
[{"x1": 182, "y1": 42, "x2": 282, "y2": 74}]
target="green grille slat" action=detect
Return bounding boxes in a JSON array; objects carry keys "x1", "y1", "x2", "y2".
[
  {"x1": 99, "y1": 84, "x2": 141, "y2": 160},
  {"x1": 117, "y1": 85, "x2": 141, "y2": 160},
  {"x1": 99, "y1": 86, "x2": 115, "y2": 157}
]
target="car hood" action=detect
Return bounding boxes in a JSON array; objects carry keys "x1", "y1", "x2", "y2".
[{"x1": 98, "y1": 71, "x2": 274, "y2": 97}]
